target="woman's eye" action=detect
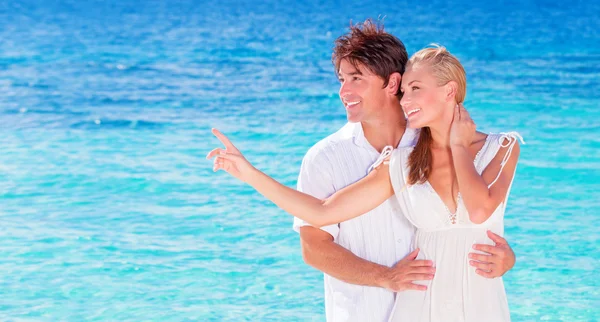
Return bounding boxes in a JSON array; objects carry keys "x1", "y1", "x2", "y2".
[
  {"x1": 412, "y1": 86, "x2": 419, "y2": 91},
  {"x1": 353, "y1": 77, "x2": 360, "y2": 81}
]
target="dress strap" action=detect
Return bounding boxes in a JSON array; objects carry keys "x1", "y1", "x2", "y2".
[
  {"x1": 488, "y1": 132, "x2": 525, "y2": 188},
  {"x1": 368, "y1": 145, "x2": 394, "y2": 173}
]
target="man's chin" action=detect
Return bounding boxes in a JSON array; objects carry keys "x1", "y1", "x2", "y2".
[{"x1": 346, "y1": 113, "x2": 362, "y2": 123}]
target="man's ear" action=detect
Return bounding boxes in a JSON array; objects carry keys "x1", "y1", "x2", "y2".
[
  {"x1": 387, "y1": 72, "x2": 402, "y2": 95},
  {"x1": 445, "y1": 81, "x2": 458, "y2": 101}
]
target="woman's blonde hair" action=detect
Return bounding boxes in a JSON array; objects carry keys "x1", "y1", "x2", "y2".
[{"x1": 407, "y1": 45, "x2": 468, "y2": 185}]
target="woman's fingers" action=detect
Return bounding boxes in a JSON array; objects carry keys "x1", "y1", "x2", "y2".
[
  {"x1": 206, "y1": 148, "x2": 223, "y2": 160},
  {"x1": 212, "y1": 156, "x2": 222, "y2": 171},
  {"x1": 207, "y1": 147, "x2": 244, "y2": 162},
  {"x1": 213, "y1": 156, "x2": 234, "y2": 172},
  {"x1": 453, "y1": 104, "x2": 460, "y2": 121},
  {"x1": 459, "y1": 105, "x2": 472, "y2": 122},
  {"x1": 212, "y1": 128, "x2": 239, "y2": 152},
  {"x1": 455, "y1": 103, "x2": 474, "y2": 122},
  {"x1": 216, "y1": 151, "x2": 240, "y2": 162},
  {"x1": 213, "y1": 153, "x2": 245, "y2": 172}
]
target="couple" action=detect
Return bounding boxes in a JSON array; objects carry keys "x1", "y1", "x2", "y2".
[{"x1": 208, "y1": 20, "x2": 521, "y2": 322}]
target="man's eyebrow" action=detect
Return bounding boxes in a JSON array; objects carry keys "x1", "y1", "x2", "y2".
[{"x1": 338, "y1": 70, "x2": 363, "y2": 77}]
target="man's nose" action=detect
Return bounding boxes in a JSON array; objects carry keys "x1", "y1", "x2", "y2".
[{"x1": 339, "y1": 82, "x2": 351, "y2": 98}]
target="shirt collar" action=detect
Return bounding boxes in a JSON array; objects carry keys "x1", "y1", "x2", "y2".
[
  {"x1": 351, "y1": 122, "x2": 372, "y2": 149},
  {"x1": 351, "y1": 122, "x2": 420, "y2": 150}
]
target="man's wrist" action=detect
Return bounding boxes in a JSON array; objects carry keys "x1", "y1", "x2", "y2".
[{"x1": 374, "y1": 266, "x2": 391, "y2": 289}]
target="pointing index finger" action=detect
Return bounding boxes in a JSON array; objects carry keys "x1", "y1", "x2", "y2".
[{"x1": 212, "y1": 128, "x2": 238, "y2": 151}]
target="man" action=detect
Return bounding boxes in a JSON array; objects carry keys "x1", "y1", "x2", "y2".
[{"x1": 293, "y1": 19, "x2": 516, "y2": 321}]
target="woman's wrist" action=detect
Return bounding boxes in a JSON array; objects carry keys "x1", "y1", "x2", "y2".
[
  {"x1": 450, "y1": 143, "x2": 469, "y2": 153},
  {"x1": 244, "y1": 166, "x2": 263, "y2": 186}
]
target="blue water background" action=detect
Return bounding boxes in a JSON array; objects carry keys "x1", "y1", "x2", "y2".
[{"x1": 1, "y1": 0, "x2": 599, "y2": 320}]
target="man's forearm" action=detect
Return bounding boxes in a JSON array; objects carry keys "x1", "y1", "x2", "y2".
[{"x1": 300, "y1": 228, "x2": 389, "y2": 287}]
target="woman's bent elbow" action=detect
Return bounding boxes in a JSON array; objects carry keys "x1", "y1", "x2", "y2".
[
  {"x1": 299, "y1": 216, "x2": 328, "y2": 228},
  {"x1": 302, "y1": 208, "x2": 336, "y2": 227}
]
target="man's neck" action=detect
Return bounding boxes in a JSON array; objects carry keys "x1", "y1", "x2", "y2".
[{"x1": 361, "y1": 109, "x2": 407, "y2": 153}]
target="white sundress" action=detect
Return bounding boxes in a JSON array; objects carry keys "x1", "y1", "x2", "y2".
[{"x1": 373, "y1": 132, "x2": 523, "y2": 322}]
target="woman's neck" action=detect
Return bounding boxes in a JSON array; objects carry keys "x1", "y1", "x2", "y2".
[{"x1": 428, "y1": 106, "x2": 455, "y2": 149}]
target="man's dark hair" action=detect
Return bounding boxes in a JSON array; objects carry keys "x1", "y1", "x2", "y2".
[{"x1": 332, "y1": 19, "x2": 408, "y2": 97}]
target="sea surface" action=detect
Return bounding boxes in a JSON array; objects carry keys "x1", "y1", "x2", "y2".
[{"x1": 1, "y1": 0, "x2": 599, "y2": 320}]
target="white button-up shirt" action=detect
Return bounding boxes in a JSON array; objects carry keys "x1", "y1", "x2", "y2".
[{"x1": 293, "y1": 122, "x2": 419, "y2": 322}]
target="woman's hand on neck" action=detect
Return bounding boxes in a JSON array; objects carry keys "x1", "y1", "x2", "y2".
[
  {"x1": 428, "y1": 103, "x2": 475, "y2": 150},
  {"x1": 449, "y1": 104, "x2": 476, "y2": 150}
]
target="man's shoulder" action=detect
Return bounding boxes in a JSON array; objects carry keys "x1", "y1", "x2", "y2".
[
  {"x1": 400, "y1": 127, "x2": 421, "y2": 148},
  {"x1": 303, "y1": 123, "x2": 357, "y2": 163}
]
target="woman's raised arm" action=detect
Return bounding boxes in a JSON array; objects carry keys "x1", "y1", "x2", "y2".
[{"x1": 207, "y1": 128, "x2": 395, "y2": 227}]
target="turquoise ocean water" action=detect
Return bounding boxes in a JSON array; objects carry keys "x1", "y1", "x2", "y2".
[{"x1": 1, "y1": 0, "x2": 599, "y2": 320}]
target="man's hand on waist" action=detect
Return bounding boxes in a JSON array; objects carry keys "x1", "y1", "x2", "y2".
[{"x1": 376, "y1": 248, "x2": 435, "y2": 292}]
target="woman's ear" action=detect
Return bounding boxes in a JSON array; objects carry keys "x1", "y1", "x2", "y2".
[
  {"x1": 387, "y1": 72, "x2": 402, "y2": 95},
  {"x1": 445, "y1": 81, "x2": 458, "y2": 101}
]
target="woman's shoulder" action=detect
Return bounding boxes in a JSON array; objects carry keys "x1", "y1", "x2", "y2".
[
  {"x1": 485, "y1": 131, "x2": 525, "y2": 147},
  {"x1": 476, "y1": 131, "x2": 524, "y2": 169}
]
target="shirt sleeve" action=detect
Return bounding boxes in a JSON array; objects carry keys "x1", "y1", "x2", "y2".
[{"x1": 292, "y1": 153, "x2": 340, "y2": 241}]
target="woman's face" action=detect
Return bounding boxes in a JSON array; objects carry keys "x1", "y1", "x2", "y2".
[{"x1": 400, "y1": 63, "x2": 453, "y2": 129}]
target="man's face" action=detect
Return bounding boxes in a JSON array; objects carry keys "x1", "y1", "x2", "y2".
[{"x1": 337, "y1": 59, "x2": 388, "y2": 123}]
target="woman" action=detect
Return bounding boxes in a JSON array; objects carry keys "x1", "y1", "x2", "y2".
[{"x1": 207, "y1": 46, "x2": 522, "y2": 321}]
